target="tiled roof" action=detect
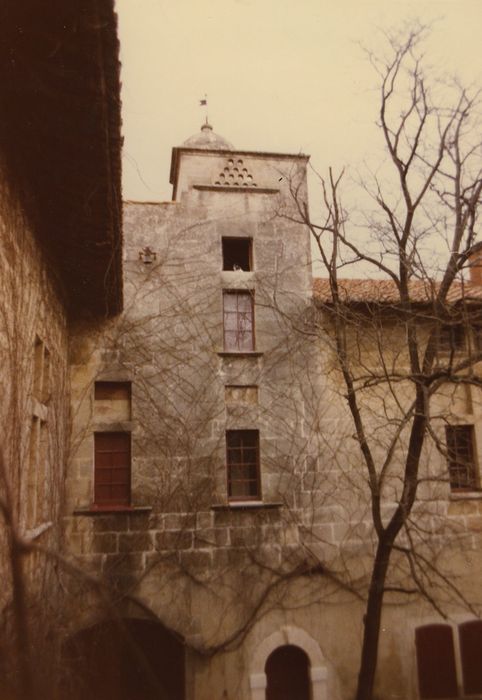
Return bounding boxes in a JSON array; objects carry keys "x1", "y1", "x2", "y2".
[{"x1": 313, "y1": 278, "x2": 482, "y2": 305}]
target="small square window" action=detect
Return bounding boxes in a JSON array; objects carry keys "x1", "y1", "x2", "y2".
[
  {"x1": 226, "y1": 429, "x2": 261, "y2": 501},
  {"x1": 222, "y1": 237, "x2": 252, "y2": 271},
  {"x1": 445, "y1": 424, "x2": 478, "y2": 491},
  {"x1": 225, "y1": 385, "x2": 258, "y2": 405},
  {"x1": 94, "y1": 381, "x2": 131, "y2": 421}
]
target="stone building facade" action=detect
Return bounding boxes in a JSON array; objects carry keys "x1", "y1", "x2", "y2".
[
  {"x1": 63, "y1": 123, "x2": 482, "y2": 700},
  {"x1": 0, "y1": 3, "x2": 122, "y2": 697},
  {"x1": 2, "y1": 8, "x2": 481, "y2": 697}
]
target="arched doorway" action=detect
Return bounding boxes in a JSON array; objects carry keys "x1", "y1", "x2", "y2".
[
  {"x1": 265, "y1": 644, "x2": 311, "y2": 700},
  {"x1": 62, "y1": 618, "x2": 185, "y2": 700}
]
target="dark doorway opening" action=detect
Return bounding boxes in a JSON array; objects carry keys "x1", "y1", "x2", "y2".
[
  {"x1": 62, "y1": 618, "x2": 185, "y2": 700},
  {"x1": 265, "y1": 644, "x2": 311, "y2": 700}
]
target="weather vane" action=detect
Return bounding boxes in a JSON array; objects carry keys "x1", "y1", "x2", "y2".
[{"x1": 199, "y1": 94, "x2": 208, "y2": 123}]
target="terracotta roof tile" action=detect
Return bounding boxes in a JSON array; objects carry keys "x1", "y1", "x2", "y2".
[{"x1": 312, "y1": 278, "x2": 482, "y2": 305}]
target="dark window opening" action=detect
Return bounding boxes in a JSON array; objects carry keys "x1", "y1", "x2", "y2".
[
  {"x1": 445, "y1": 424, "x2": 478, "y2": 491},
  {"x1": 437, "y1": 324, "x2": 465, "y2": 353},
  {"x1": 265, "y1": 645, "x2": 310, "y2": 700},
  {"x1": 222, "y1": 237, "x2": 252, "y2": 271},
  {"x1": 94, "y1": 432, "x2": 131, "y2": 507},
  {"x1": 460, "y1": 620, "x2": 482, "y2": 695},
  {"x1": 226, "y1": 429, "x2": 260, "y2": 501},
  {"x1": 415, "y1": 625, "x2": 458, "y2": 699},
  {"x1": 33, "y1": 336, "x2": 50, "y2": 403},
  {"x1": 95, "y1": 381, "x2": 131, "y2": 401},
  {"x1": 473, "y1": 325, "x2": 482, "y2": 351},
  {"x1": 223, "y1": 290, "x2": 254, "y2": 351}
]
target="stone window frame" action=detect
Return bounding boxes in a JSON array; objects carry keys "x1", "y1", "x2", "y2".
[
  {"x1": 445, "y1": 424, "x2": 479, "y2": 492},
  {"x1": 33, "y1": 334, "x2": 51, "y2": 404},
  {"x1": 223, "y1": 289, "x2": 255, "y2": 352},
  {"x1": 26, "y1": 334, "x2": 51, "y2": 530},
  {"x1": 437, "y1": 324, "x2": 466, "y2": 355},
  {"x1": 226, "y1": 429, "x2": 261, "y2": 502},
  {"x1": 249, "y1": 626, "x2": 328, "y2": 700},
  {"x1": 222, "y1": 236, "x2": 253, "y2": 272},
  {"x1": 93, "y1": 431, "x2": 131, "y2": 508}
]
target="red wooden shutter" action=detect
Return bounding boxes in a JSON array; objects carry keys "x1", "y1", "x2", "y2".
[
  {"x1": 94, "y1": 432, "x2": 131, "y2": 507},
  {"x1": 459, "y1": 619, "x2": 482, "y2": 695},
  {"x1": 415, "y1": 625, "x2": 458, "y2": 699}
]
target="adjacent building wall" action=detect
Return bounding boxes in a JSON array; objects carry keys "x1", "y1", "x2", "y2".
[{"x1": 0, "y1": 170, "x2": 70, "y2": 693}]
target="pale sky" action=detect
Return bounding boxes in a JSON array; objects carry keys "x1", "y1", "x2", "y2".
[{"x1": 117, "y1": 0, "x2": 481, "y2": 211}]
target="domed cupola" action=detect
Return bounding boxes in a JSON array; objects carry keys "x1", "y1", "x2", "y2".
[{"x1": 181, "y1": 120, "x2": 234, "y2": 151}]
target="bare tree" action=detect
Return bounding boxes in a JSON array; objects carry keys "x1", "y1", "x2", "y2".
[{"x1": 280, "y1": 24, "x2": 482, "y2": 700}]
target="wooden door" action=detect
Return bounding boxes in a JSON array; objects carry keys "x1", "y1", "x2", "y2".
[{"x1": 265, "y1": 645, "x2": 311, "y2": 700}]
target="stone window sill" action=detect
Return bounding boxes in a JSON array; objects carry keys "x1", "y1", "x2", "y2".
[
  {"x1": 73, "y1": 506, "x2": 152, "y2": 516},
  {"x1": 217, "y1": 351, "x2": 264, "y2": 358},
  {"x1": 449, "y1": 491, "x2": 482, "y2": 501},
  {"x1": 211, "y1": 501, "x2": 283, "y2": 511}
]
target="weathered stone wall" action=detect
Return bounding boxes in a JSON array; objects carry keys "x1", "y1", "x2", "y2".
[
  {"x1": 0, "y1": 171, "x2": 70, "y2": 691},
  {"x1": 64, "y1": 146, "x2": 482, "y2": 699}
]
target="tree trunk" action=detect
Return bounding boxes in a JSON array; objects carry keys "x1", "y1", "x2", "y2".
[{"x1": 355, "y1": 539, "x2": 392, "y2": 700}]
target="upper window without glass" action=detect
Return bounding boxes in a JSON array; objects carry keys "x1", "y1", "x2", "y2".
[{"x1": 222, "y1": 237, "x2": 252, "y2": 271}]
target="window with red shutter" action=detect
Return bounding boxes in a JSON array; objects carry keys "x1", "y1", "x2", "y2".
[
  {"x1": 94, "y1": 432, "x2": 131, "y2": 507},
  {"x1": 415, "y1": 624, "x2": 458, "y2": 699},
  {"x1": 459, "y1": 619, "x2": 482, "y2": 695}
]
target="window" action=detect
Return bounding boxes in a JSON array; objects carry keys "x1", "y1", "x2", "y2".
[
  {"x1": 459, "y1": 620, "x2": 482, "y2": 695},
  {"x1": 95, "y1": 381, "x2": 132, "y2": 421},
  {"x1": 226, "y1": 429, "x2": 260, "y2": 501},
  {"x1": 445, "y1": 425, "x2": 478, "y2": 491},
  {"x1": 223, "y1": 291, "x2": 254, "y2": 351},
  {"x1": 415, "y1": 625, "x2": 458, "y2": 699},
  {"x1": 28, "y1": 336, "x2": 51, "y2": 528},
  {"x1": 222, "y1": 237, "x2": 252, "y2": 271},
  {"x1": 416, "y1": 621, "x2": 482, "y2": 699},
  {"x1": 26, "y1": 417, "x2": 40, "y2": 527},
  {"x1": 94, "y1": 432, "x2": 131, "y2": 507},
  {"x1": 225, "y1": 385, "x2": 258, "y2": 405},
  {"x1": 437, "y1": 324, "x2": 465, "y2": 354},
  {"x1": 33, "y1": 335, "x2": 50, "y2": 403},
  {"x1": 472, "y1": 324, "x2": 482, "y2": 351}
]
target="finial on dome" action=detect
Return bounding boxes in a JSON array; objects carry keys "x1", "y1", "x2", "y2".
[{"x1": 181, "y1": 121, "x2": 234, "y2": 151}]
